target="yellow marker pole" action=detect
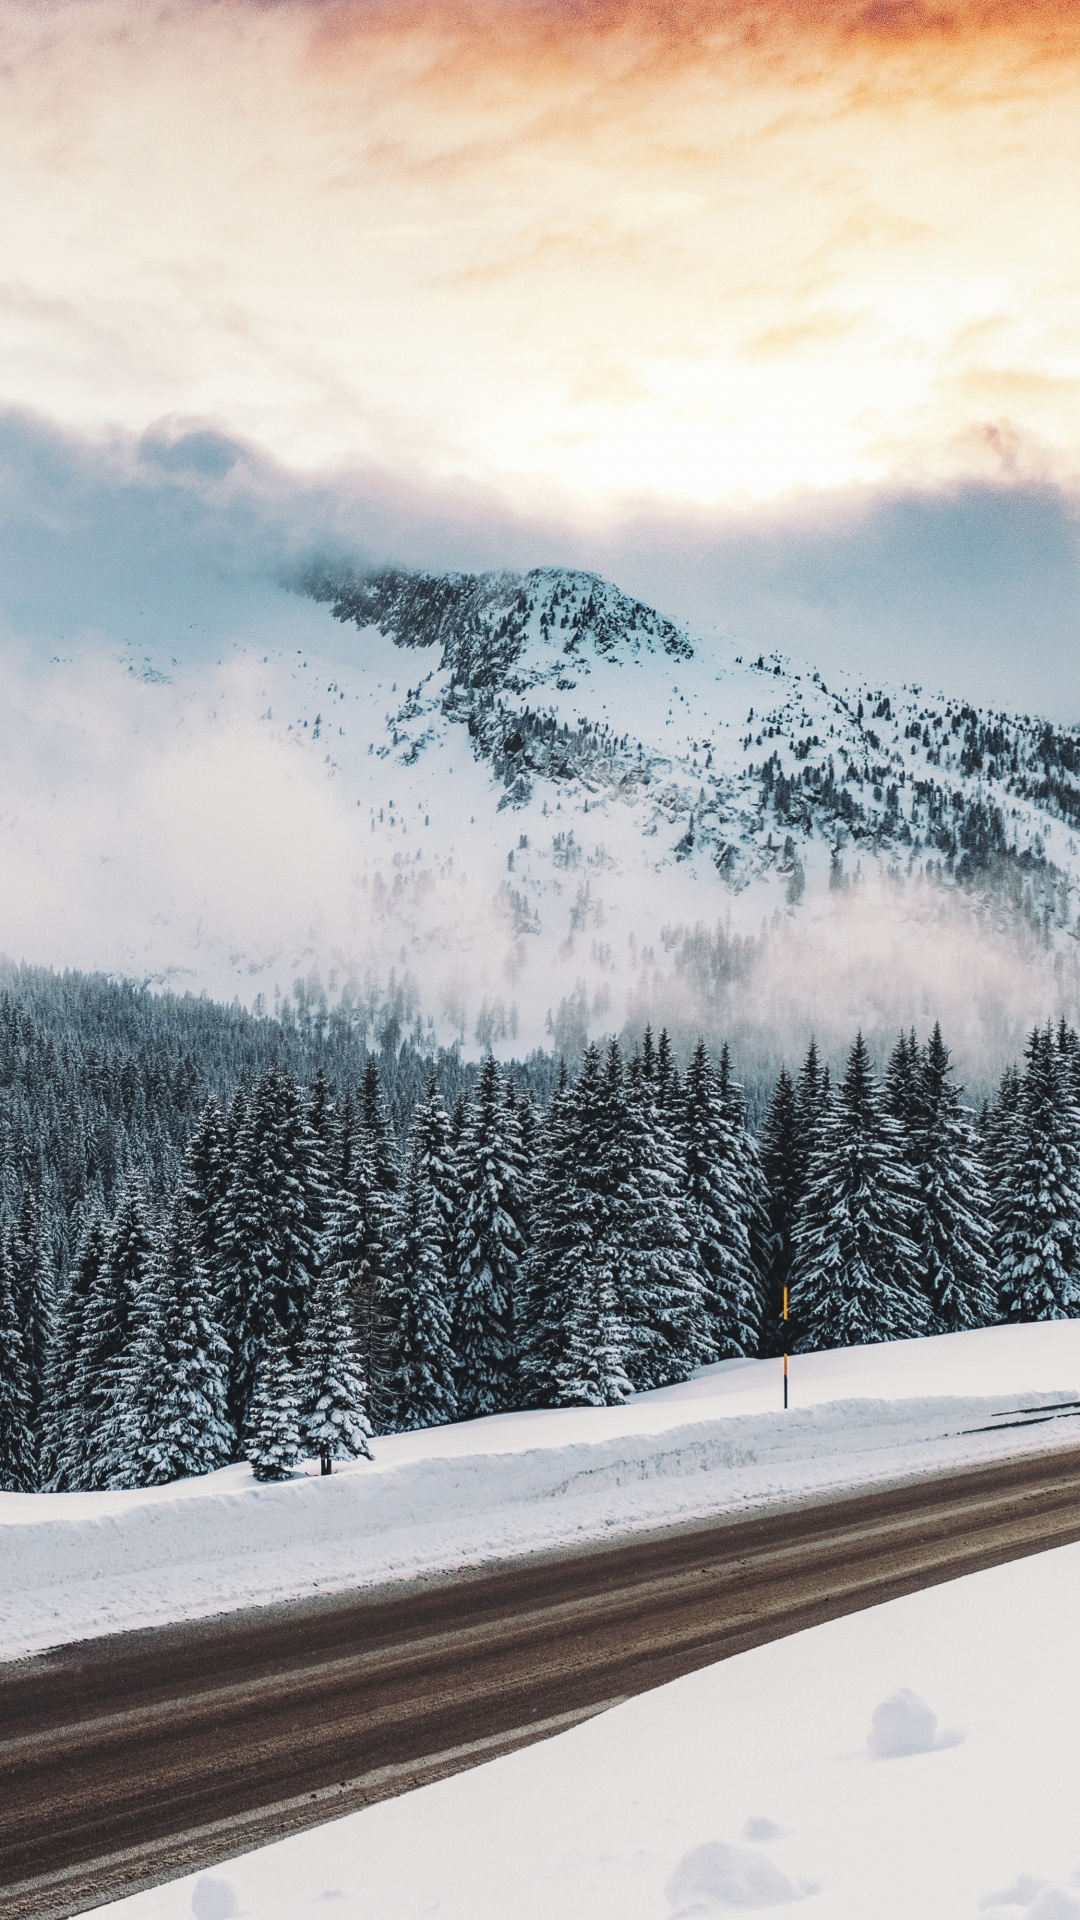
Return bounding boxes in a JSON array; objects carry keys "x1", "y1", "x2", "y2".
[{"x1": 782, "y1": 1286, "x2": 789, "y2": 1411}]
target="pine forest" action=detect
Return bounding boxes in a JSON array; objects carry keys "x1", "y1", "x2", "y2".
[{"x1": 2, "y1": 962, "x2": 1078, "y2": 1493}]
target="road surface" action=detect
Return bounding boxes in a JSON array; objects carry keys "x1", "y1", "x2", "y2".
[{"x1": 4, "y1": 1443, "x2": 1080, "y2": 1920}]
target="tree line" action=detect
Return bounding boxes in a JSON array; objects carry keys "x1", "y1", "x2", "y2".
[{"x1": 3, "y1": 1012, "x2": 1080, "y2": 1493}]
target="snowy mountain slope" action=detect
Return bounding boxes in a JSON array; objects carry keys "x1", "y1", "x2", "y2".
[
  {"x1": 297, "y1": 561, "x2": 1080, "y2": 915},
  {"x1": 9, "y1": 558, "x2": 1080, "y2": 1061}
]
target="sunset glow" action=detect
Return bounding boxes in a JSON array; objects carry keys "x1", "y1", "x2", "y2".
[{"x1": 2, "y1": 1, "x2": 1079, "y2": 509}]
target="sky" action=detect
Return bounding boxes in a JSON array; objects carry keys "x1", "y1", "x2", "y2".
[{"x1": 1, "y1": 0, "x2": 1080, "y2": 711}]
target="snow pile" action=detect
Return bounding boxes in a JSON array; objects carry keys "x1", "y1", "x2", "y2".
[
  {"x1": 81, "y1": 1529, "x2": 1080, "y2": 1920},
  {"x1": 4, "y1": 1323, "x2": 1080, "y2": 1660}
]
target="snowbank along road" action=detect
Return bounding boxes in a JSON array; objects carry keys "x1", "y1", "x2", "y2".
[{"x1": 3, "y1": 1444, "x2": 1080, "y2": 1920}]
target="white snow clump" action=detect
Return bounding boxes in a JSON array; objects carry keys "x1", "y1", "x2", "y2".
[
  {"x1": 665, "y1": 1840, "x2": 809, "y2": 1913},
  {"x1": 191, "y1": 1878, "x2": 240, "y2": 1920},
  {"x1": 866, "y1": 1686, "x2": 960, "y2": 1758}
]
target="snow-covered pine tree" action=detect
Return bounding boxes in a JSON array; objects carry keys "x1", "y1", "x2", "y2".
[
  {"x1": 359, "y1": 1057, "x2": 399, "y2": 1195},
  {"x1": 454, "y1": 1054, "x2": 527, "y2": 1417},
  {"x1": 307, "y1": 1067, "x2": 338, "y2": 1165},
  {"x1": 715, "y1": 1044, "x2": 769, "y2": 1352},
  {"x1": 218, "y1": 1066, "x2": 325, "y2": 1438},
  {"x1": 682, "y1": 1041, "x2": 760, "y2": 1361},
  {"x1": 655, "y1": 1027, "x2": 682, "y2": 1119},
  {"x1": 381, "y1": 1130, "x2": 458, "y2": 1432},
  {"x1": 551, "y1": 1247, "x2": 631, "y2": 1408},
  {"x1": 758, "y1": 1068, "x2": 799, "y2": 1355},
  {"x1": 520, "y1": 1051, "x2": 600, "y2": 1404},
  {"x1": 793, "y1": 1039, "x2": 827, "y2": 1181},
  {"x1": 0, "y1": 1238, "x2": 35, "y2": 1491},
  {"x1": 43, "y1": 1208, "x2": 109, "y2": 1490},
  {"x1": 298, "y1": 1259, "x2": 373, "y2": 1469},
  {"x1": 982, "y1": 1061, "x2": 1021, "y2": 1200},
  {"x1": 322, "y1": 1111, "x2": 394, "y2": 1429},
  {"x1": 8, "y1": 1188, "x2": 55, "y2": 1463},
  {"x1": 245, "y1": 1317, "x2": 304, "y2": 1481},
  {"x1": 181, "y1": 1097, "x2": 230, "y2": 1279},
  {"x1": 78, "y1": 1171, "x2": 157, "y2": 1489},
  {"x1": 131, "y1": 1196, "x2": 234, "y2": 1486},
  {"x1": 406, "y1": 1069, "x2": 461, "y2": 1266},
  {"x1": 996, "y1": 1026, "x2": 1080, "y2": 1321},
  {"x1": 884, "y1": 1028, "x2": 921, "y2": 1136},
  {"x1": 909, "y1": 1024, "x2": 996, "y2": 1332},
  {"x1": 609, "y1": 1038, "x2": 706, "y2": 1390},
  {"x1": 792, "y1": 1033, "x2": 927, "y2": 1351}
]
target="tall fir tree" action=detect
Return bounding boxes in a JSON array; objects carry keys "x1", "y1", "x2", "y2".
[
  {"x1": 910, "y1": 1024, "x2": 996, "y2": 1332},
  {"x1": 131, "y1": 1196, "x2": 234, "y2": 1486},
  {"x1": 406, "y1": 1069, "x2": 461, "y2": 1272},
  {"x1": 884, "y1": 1029, "x2": 921, "y2": 1135},
  {"x1": 682, "y1": 1042, "x2": 761, "y2": 1361},
  {"x1": 322, "y1": 1113, "x2": 394, "y2": 1429},
  {"x1": 0, "y1": 1238, "x2": 35, "y2": 1491},
  {"x1": 382, "y1": 1130, "x2": 458, "y2": 1432},
  {"x1": 218, "y1": 1067, "x2": 325, "y2": 1438},
  {"x1": 8, "y1": 1187, "x2": 55, "y2": 1460},
  {"x1": 43, "y1": 1208, "x2": 109, "y2": 1490},
  {"x1": 793, "y1": 1038, "x2": 827, "y2": 1181},
  {"x1": 996, "y1": 1026, "x2": 1080, "y2": 1321},
  {"x1": 245, "y1": 1318, "x2": 304, "y2": 1481},
  {"x1": 454, "y1": 1055, "x2": 527, "y2": 1416},
  {"x1": 181, "y1": 1097, "x2": 230, "y2": 1281},
  {"x1": 79, "y1": 1171, "x2": 157, "y2": 1489},
  {"x1": 551, "y1": 1246, "x2": 631, "y2": 1408},
  {"x1": 609, "y1": 1039, "x2": 706, "y2": 1390},
  {"x1": 521, "y1": 1051, "x2": 599, "y2": 1404},
  {"x1": 359, "y1": 1057, "x2": 399, "y2": 1195},
  {"x1": 298, "y1": 1259, "x2": 373, "y2": 1468},
  {"x1": 758, "y1": 1067, "x2": 800, "y2": 1356},
  {"x1": 792, "y1": 1033, "x2": 928, "y2": 1351}
]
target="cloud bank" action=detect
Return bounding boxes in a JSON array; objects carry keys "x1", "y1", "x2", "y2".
[{"x1": 2, "y1": 0, "x2": 1080, "y2": 506}]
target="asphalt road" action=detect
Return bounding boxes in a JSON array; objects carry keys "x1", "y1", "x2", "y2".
[{"x1": 4, "y1": 1442, "x2": 1080, "y2": 1920}]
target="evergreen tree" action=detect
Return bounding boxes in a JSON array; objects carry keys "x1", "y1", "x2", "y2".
[
  {"x1": 551, "y1": 1248, "x2": 631, "y2": 1408},
  {"x1": 682, "y1": 1042, "x2": 761, "y2": 1361},
  {"x1": 756, "y1": 1067, "x2": 800, "y2": 1355},
  {"x1": 521, "y1": 1051, "x2": 598, "y2": 1403},
  {"x1": 454, "y1": 1055, "x2": 527, "y2": 1416},
  {"x1": 793, "y1": 1039, "x2": 827, "y2": 1183},
  {"x1": 322, "y1": 1114, "x2": 394, "y2": 1429},
  {"x1": 656, "y1": 1027, "x2": 682, "y2": 1118},
  {"x1": 245, "y1": 1318, "x2": 304, "y2": 1481},
  {"x1": 609, "y1": 1039, "x2": 706, "y2": 1390},
  {"x1": 715, "y1": 1045, "x2": 769, "y2": 1351},
  {"x1": 407, "y1": 1069, "x2": 461, "y2": 1266},
  {"x1": 885, "y1": 1028, "x2": 921, "y2": 1135},
  {"x1": 382, "y1": 1132, "x2": 458, "y2": 1432},
  {"x1": 996, "y1": 1027, "x2": 1080, "y2": 1321},
  {"x1": 218, "y1": 1067, "x2": 325, "y2": 1437},
  {"x1": 359, "y1": 1057, "x2": 399, "y2": 1194},
  {"x1": 0, "y1": 1240, "x2": 35, "y2": 1491},
  {"x1": 792, "y1": 1034, "x2": 928, "y2": 1350},
  {"x1": 9, "y1": 1188, "x2": 55, "y2": 1456},
  {"x1": 298, "y1": 1260, "x2": 373, "y2": 1468},
  {"x1": 132, "y1": 1197, "x2": 234, "y2": 1486},
  {"x1": 79, "y1": 1171, "x2": 156, "y2": 1489},
  {"x1": 43, "y1": 1208, "x2": 108, "y2": 1490},
  {"x1": 910, "y1": 1024, "x2": 996, "y2": 1332},
  {"x1": 181, "y1": 1097, "x2": 230, "y2": 1279}
]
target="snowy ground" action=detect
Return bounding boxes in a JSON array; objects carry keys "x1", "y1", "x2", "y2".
[
  {"x1": 5, "y1": 1323, "x2": 1080, "y2": 1662},
  {"x1": 83, "y1": 1523, "x2": 1080, "y2": 1920}
]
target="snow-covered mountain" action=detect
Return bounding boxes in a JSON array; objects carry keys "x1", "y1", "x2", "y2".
[
  {"x1": 9, "y1": 559, "x2": 1080, "y2": 1068},
  {"x1": 298, "y1": 560, "x2": 1080, "y2": 916}
]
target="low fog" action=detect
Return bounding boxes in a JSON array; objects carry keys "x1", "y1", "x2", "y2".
[{"x1": 1, "y1": 408, "x2": 1079, "y2": 1103}]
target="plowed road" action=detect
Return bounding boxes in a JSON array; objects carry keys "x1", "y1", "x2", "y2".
[{"x1": 5, "y1": 1444, "x2": 1080, "y2": 1920}]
